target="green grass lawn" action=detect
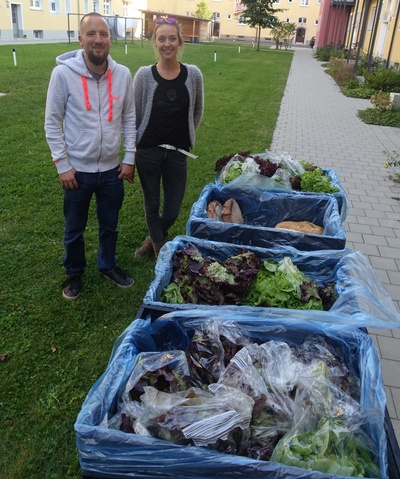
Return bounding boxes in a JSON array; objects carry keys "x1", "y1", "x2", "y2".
[{"x1": 0, "y1": 40, "x2": 292, "y2": 478}]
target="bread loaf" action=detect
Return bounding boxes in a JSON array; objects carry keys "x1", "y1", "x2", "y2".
[
  {"x1": 275, "y1": 221, "x2": 324, "y2": 235},
  {"x1": 207, "y1": 200, "x2": 223, "y2": 220},
  {"x1": 221, "y1": 198, "x2": 244, "y2": 224}
]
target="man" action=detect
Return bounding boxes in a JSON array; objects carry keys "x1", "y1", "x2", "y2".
[{"x1": 45, "y1": 12, "x2": 136, "y2": 300}]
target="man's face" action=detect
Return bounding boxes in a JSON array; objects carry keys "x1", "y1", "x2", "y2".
[{"x1": 79, "y1": 15, "x2": 111, "y2": 66}]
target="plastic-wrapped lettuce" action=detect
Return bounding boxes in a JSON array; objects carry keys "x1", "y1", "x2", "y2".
[{"x1": 105, "y1": 318, "x2": 381, "y2": 478}]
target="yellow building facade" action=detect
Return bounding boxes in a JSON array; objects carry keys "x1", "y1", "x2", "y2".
[
  {"x1": 1, "y1": 0, "x2": 320, "y2": 45},
  {"x1": 147, "y1": 0, "x2": 321, "y2": 45},
  {"x1": 343, "y1": 0, "x2": 400, "y2": 68},
  {"x1": 0, "y1": 0, "x2": 146, "y2": 41}
]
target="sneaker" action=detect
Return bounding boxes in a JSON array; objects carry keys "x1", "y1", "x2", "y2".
[
  {"x1": 102, "y1": 266, "x2": 134, "y2": 288},
  {"x1": 62, "y1": 273, "x2": 81, "y2": 301}
]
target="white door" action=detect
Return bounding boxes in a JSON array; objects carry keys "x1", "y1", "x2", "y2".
[{"x1": 376, "y1": 21, "x2": 388, "y2": 56}]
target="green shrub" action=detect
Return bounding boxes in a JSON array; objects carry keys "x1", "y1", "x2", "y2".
[
  {"x1": 358, "y1": 108, "x2": 400, "y2": 127},
  {"x1": 315, "y1": 45, "x2": 347, "y2": 62},
  {"x1": 355, "y1": 52, "x2": 385, "y2": 75},
  {"x1": 328, "y1": 57, "x2": 356, "y2": 87},
  {"x1": 342, "y1": 80, "x2": 375, "y2": 98},
  {"x1": 363, "y1": 66, "x2": 400, "y2": 92}
]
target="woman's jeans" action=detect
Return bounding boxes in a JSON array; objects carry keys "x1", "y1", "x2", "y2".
[
  {"x1": 136, "y1": 146, "x2": 187, "y2": 244},
  {"x1": 63, "y1": 167, "x2": 124, "y2": 275}
]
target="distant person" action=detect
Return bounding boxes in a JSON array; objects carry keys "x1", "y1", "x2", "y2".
[
  {"x1": 310, "y1": 36, "x2": 315, "y2": 49},
  {"x1": 133, "y1": 17, "x2": 204, "y2": 258},
  {"x1": 44, "y1": 12, "x2": 136, "y2": 300}
]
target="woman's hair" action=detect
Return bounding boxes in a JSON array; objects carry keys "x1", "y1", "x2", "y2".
[{"x1": 152, "y1": 17, "x2": 184, "y2": 50}]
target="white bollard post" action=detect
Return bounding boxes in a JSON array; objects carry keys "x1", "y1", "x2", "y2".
[
  {"x1": 214, "y1": 51, "x2": 217, "y2": 62},
  {"x1": 125, "y1": 43, "x2": 127, "y2": 55},
  {"x1": 13, "y1": 48, "x2": 17, "y2": 66},
  {"x1": 238, "y1": 45, "x2": 241, "y2": 53}
]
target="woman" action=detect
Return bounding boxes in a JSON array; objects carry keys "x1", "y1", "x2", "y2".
[{"x1": 133, "y1": 17, "x2": 204, "y2": 258}]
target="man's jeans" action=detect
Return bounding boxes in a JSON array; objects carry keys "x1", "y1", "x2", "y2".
[
  {"x1": 135, "y1": 146, "x2": 187, "y2": 244},
  {"x1": 63, "y1": 167, "x2": 124, "y2": 275}
]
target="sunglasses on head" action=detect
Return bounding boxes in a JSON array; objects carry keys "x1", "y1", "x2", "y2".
[{"x1": 155, "y1": 17, "x2": 177, "y2": 24}]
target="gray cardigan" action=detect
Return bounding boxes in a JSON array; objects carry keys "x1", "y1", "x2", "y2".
[{"x1": 133, "y1": 63, "x2": 204, "y2": 149}]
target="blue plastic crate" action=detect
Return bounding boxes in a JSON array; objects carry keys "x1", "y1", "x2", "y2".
[
  {"x1": 77, "y1": 309, "x2": 392, "y2": 479},
  {"x1": 187, "y1": 183, "x2": 346, "y2": 251}
]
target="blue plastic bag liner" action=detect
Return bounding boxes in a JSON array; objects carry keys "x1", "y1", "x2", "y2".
[
  {"x1": 215, "y1": 151, "x2": 348, "y2": 221},
  {"x1": 186, "y1": 183, "x2": 346, "y2": 251},
  {"x1": 75, "y1": 310, "x2": 388, "y2": 479},
  {"x1": 144, "y1": 235, "x2": 400, "y2": 329}
]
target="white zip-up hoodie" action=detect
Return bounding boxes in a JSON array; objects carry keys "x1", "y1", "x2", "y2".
[{"x1": 45, "y1": 49, "x2": 136, "y2": 174}]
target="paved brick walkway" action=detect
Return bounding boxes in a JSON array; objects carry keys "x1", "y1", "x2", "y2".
[{"x1": 270, "y1": 46, "x2": 400, "y2": 446}]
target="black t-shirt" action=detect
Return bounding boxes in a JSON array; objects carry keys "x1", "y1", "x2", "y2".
[{"x1": 138, "y1": 64, "x2": 191, "y2": 150}]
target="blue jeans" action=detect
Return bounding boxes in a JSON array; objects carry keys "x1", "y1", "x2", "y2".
[
  {"x1": 136, "y1": 146, "x2": 187, "y2": 244},
  {"x1": 63, "y1": 167, "x2": 124, "y2": 275}
]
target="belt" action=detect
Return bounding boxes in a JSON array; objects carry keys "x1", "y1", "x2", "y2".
[{"x1": 158, "y1": 144, "x2": 198, "y2": 159}]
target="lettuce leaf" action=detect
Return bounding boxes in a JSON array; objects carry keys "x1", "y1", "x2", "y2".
[{"x1": 243, "y1": 257, "x2": 324, "y2": 310}]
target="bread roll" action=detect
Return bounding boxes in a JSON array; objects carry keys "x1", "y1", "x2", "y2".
[{"x1": 275, "y1": 221, "x2": 323, "y2": 235}]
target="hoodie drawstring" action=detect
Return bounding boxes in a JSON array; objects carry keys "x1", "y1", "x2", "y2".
[
  {"x1": 81, "y1": 70, "x2": 113, "y2": 122},
  {"x1": 81, "y1": 76, "x2": 91, "y2": 111},
  {"x1": 107, "y1": 70, "x2": 113, "y2": 122}
]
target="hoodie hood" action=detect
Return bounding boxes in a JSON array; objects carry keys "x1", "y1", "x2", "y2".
[{"x1": 55, "y1": 49, "x2": 117, "y2": 76}]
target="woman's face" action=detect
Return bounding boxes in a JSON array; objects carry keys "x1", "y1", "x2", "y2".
[{"x1": 154, "y1": 24, "x2": 182, "y2": 60}]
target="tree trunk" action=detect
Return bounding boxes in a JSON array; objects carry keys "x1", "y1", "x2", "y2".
[{"x1": 257, "y1": 26, "x2": 261, "y2": 51}]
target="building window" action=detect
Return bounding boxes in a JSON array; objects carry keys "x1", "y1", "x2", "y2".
[
  {"x1": 34, "y1": 30, "x2": 44, "y2": 38},
  {"x1": 67, "y1": 30, "x2": 75, "y2": 38},
  {"x1": 367, "y1": 6, "x2": 376, "y2": 30},
  {"x1": 65, "y1": 0, "x2": 71, "y2": 14},
  {"x1": 30, "y1": 0, "x2": 42, "y2": 8},
  {"x1": 238, "y1": 15, "x2": 246, "y2": 25},
  {"x1": 273, "y1": 0, "x2": 280, "y2": 4},
  {"x1": 103, "y1": 0, "x2": 110, "y2": 15},
  {"x1": 314, "y1": 19, "x2": 318, "y2": 25},
  {"x1": 93, "y1": 0, "x2": 99, "y2": 13},
  {"x1": 123, "y1": 1, "x2": 128, "y2": 16},
  {"x1": 286, "y1": 17, "x2": 290, "y2": 22},
  {"x1": 288, "y1": 0, "x2": 293, "y2": 3},
  {"x1": 227, "y1": 14, "x2": 232, "y2": 20},
  {"x1": 50, "y1": 0, "x2": 60, "y2": 13},
  {"x1": 300, "y1": 0, "x2": 309, "y2": 5},
  {"x1": 298, "y1": 17, "x2": 307, "y2": 23}
]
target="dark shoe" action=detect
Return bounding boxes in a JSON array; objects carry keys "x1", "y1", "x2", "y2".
[
  {"x1": 134, "y1": 236, "x2": 154, "y2": 258},
  {"x1": 62, "y1": 273, "x2": 81, "y2": 301},
  {"x1": 102, "y1": 266, "x2": 134, "y2": 288}
]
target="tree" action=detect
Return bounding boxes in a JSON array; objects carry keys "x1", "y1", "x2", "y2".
[
  {"x1": 240, "y1": 0, "x2": 284, "y2": 51},
  {"x1": 194, "y1": 0, "x2": 212, "y2": 19},
  {"x1": 271, "y1": 21, "x2": 296, "y2": 50}
]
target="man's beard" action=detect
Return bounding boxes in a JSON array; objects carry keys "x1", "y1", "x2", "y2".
[{"x1": 87, "y1": 50, "x2": 108, "y2": 66}]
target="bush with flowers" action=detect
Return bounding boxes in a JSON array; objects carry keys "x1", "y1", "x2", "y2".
[{"x1": 370, "y1": 90, "x2": 394, "y2": 111}]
